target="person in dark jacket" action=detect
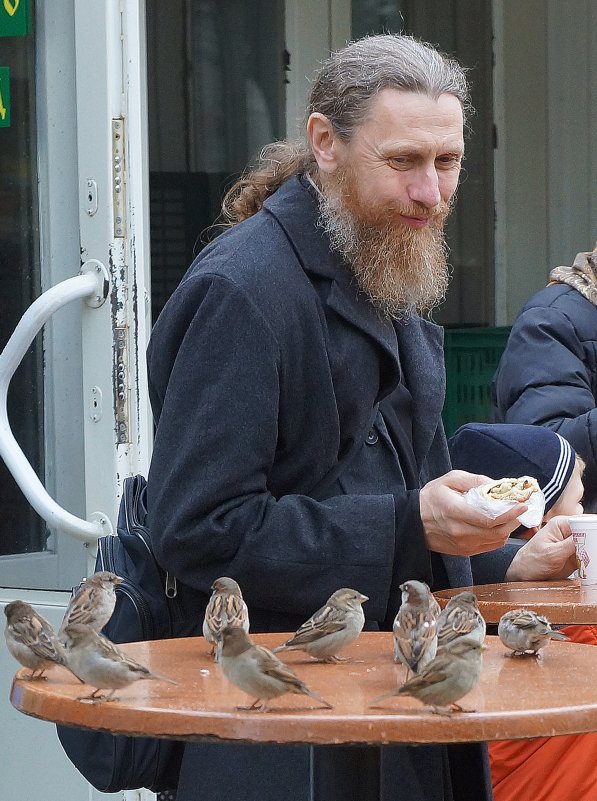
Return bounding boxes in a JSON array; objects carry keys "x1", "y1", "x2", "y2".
[
  {"x1": 492, "y1": 242, "x2": 597, "y2": 512},
  {"x1": 146, "y1": 35, "x2": 527, "y2": 801}
]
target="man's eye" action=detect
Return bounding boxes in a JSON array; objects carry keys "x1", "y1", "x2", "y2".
[
  {"x1": 437, "y1": 156, "x2": 462, "y2": 168},
  {"x1": 388, "y1": 157, "x2": 409, "y2": 169}
]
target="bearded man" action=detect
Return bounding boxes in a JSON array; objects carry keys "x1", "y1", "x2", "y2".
[{"x1": 146, "y1": 34, "x2": 524, "y2": 801}]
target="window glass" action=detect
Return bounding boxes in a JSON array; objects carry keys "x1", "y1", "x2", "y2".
[
  {"x1": 0, "y1": 14, "x2": 44, "y2": 555},
  {"x1": 147, "y1": 0, "x2": 286, "y2": 321},
  {"x1": 352, "y1": 0, "x2": 404, "y2": 38}
]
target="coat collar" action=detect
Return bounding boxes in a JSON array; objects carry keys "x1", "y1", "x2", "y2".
[
  {"x1": 264, "y1": 177, "x2": 400, "y2": 385},
  {"x1": 264, "y1": 176, "x2": 446, "y2": 463},
  {"x1": 263, "y1": 174, "x2": 339, "y2": 281}
]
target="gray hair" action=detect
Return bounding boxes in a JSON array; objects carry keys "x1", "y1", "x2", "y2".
[
  {"x1": 307, "y1": 34, "x2": 471, "y2": 139},
  {"x1": 220, "y1": 34, "x2": 470, "y2": 225}
]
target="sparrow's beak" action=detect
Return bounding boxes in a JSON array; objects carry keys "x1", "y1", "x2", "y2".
[{"x1": 359, "y1": 593, "x2": 369, "y2": 604}]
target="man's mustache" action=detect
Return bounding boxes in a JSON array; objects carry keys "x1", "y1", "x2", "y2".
[
  {"x1": 383, "y1": 200, "x2": 452, "y2": 223},
  {"x1": 352, "y1": 200, "x2": 453, "y2": 233}
]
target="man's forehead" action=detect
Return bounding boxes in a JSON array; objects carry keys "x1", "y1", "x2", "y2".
[
  {"x1": 366, "y1": 85, "x2": 464, "y2": 115},
  {"x1": 361, "y1": 87, "x2": 464, "y2": 144}
]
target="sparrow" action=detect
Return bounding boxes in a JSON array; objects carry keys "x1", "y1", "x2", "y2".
[
  {"x1": 219, "y1": 625, "x2": 333, "y2": 712},
  {"x1": 4, "y1": 600, "x2": 68, "y2": 679},
  {"x1": 272, "y1": 588, "x2": 368, "y2": 662},
  {"x1": 498, "y1": 608, "x2": 570, "y2": 656},
  {"x1": 59, "y1": 571, "x2": 124, "y2": 639},
  {"x1": 371, "y1": 636, "x2": 487, "y2": 715},
  {"x1": 203, "y1": 577, "x2": 250, "y2": 662},
  {"x1": 436, "y1": 591, "x2": 486, "y2": 652},
  {"x1": 62, "y1": 623, "x2": 177, "y2": 702},
  {"x1": 393, "y1": 580, "x2": 441, "y2": 676}
]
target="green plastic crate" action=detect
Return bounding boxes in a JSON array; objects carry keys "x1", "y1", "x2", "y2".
[{"x1": 442, "y1": 326, "x2": 511, "y2": 438}]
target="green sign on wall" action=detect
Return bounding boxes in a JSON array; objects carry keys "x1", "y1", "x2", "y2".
[
  {"x1": 0, "y1": 0, "x2": 31, "y2": 38},
  {"x1": 0, "y1": 67, "x2": 9, "y2": 127}
]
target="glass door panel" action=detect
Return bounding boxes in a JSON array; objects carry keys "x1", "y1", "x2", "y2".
[
  {"x1": 147, "y1": 0, "x2": 287, "y2": 320},
  {"x1": 0, "y1": 7, "x2": 45, "y2": 558}
]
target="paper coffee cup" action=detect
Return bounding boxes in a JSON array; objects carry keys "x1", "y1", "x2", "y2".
[{"x1": 569, "y1": 515, "x2": 597, "y2": 586}]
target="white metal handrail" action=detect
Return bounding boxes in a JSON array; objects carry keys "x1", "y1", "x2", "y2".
[{"x1": 0, "y1": 262, "x2": 113, "y2": 542}]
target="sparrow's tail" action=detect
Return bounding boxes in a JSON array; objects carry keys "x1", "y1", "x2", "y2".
[
  {"x1": 147, "y1": 671, "x2": 179, "y2": 685},
  {"x1": 215, "y1": 639, "x2": 223, "y2": 663},
  {"x1": 304, "y1": 687, "x2": 333, "y2": 709},
  {"x1": 368, "y1": 689, "x2": 397, "y2": 707},
  {"x1": 549, "y1": 630, "x2": 570, "y2": 641}
]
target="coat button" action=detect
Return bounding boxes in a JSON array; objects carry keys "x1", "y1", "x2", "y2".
[{"x1": 366, "y1": 429, "x2": 378, "y2": 445}]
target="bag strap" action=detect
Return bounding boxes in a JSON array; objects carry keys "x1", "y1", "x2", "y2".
[
  {"x1": 120, "y1": 475, "x2": 179, "y2": 599},
  {"x1": 309, "y1": 404, "x2": 379, "y2": 501}
]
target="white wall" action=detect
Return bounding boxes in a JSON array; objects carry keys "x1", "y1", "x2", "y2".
[
  {"x1": 284, "y1": 0, "x2": 351, "y2": 138},
  {"x1": 494, "y1": 0, "x2": 597, "y2": 324}
]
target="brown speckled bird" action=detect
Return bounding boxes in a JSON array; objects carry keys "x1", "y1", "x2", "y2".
[
  {"x1": 203, "y1": 577, "x2": 250, "y2": 662},
  {"x1": 436, "y1": 591, "x2": 486, "y2": 652},
  {"x1": 371, "y1": 636, "x2": 486, "y2": 715},
  {"x1": 59, "y1": 571, "x2": 124, "y2": 640},
  {"x1": 4, "y1": 600, "x2": 67, "y2": 679},
  {"x1": 272, "y1": 588, "x2": 368, "y2": 662},
  {"x1": 220, "y1": 626, "x2": 332, "y2": 712},
  {"x1": 393, "y1": 580, "x2": 440, "y2": 676},
  {"x1": 498, "y1": 608, "x2": 569, "y2": 656},
  {"x1": 63, "y1": 623, "x2": 177, "y2": 702}
]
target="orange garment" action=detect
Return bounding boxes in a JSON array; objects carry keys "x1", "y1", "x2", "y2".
[{"x1": 490, "y1": 624, "x2": 597, "y2": 801}]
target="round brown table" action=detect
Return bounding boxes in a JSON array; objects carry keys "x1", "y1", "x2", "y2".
[
  {"x1": 10, "y1": 632, "x2": 597, "y2": 745},
  {"x1": 434, "y1": 578, "x2": 597, "y2": 625}
]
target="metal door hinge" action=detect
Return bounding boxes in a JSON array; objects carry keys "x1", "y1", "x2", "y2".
[{"x1": 112, "y1": 118, "x2": 126, "y2": 237}]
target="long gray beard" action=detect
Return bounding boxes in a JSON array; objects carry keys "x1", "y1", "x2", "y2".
[{"x1": 317, "y1": 191, "x2": 451, "y2": 319}]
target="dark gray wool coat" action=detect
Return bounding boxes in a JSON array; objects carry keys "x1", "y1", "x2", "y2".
[{"x1": 146, "y1": 176, "x2": 499, "y2": 801}]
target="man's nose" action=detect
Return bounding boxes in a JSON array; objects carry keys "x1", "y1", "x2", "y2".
[{"x1": 408, "y1": 168, "x2": 441, "y2": 209}]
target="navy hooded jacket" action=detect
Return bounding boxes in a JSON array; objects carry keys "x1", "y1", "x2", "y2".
[{"x1": 492, "y1": 282, "x2": 597, "y2": 511}]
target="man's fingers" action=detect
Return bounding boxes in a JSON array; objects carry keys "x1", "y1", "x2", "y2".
[
  {"x1": 455, "y1": 502, "x2": 525, "y2": 531},
  {"x1": 443, "y1": 470, "x2": 494, "y2": 491},
  {"x1": 550, "y1": 515, "x2": 573, "y2": 538},
  {"x1": 491, "y1": 505, "x2": 527, "y2": 525}
]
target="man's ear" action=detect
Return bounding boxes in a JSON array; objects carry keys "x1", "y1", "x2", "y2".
[{"x1": 307, "y1": 112, "x2": 343, "y2": 174}]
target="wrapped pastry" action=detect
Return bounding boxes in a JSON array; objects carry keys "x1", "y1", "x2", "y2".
[
  {"x1": 481, "y1": 477, "x2": 540, "y2": 504},
  {"x1": 466, "y1": 475, "x2": 544, "y2": 527}
]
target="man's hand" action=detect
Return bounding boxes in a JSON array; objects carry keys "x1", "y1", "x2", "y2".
[
  {"x1": 504, "y1": 516, "x2": 576, "y2": 581},
  {"x1": 419, "y1": 470, "x2": 524, "y2": 556}
]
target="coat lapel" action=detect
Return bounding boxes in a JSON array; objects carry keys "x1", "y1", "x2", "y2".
[
  {"x1": 394, "y1": 316, "x2": 446, "y2": 470},
  {"x1": 324, "y1": 278, "x2": 401, "y2": 392}
]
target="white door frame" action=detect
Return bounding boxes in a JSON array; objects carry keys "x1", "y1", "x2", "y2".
[{"x1": 73, "y1": 0, "x2": 153, "y2": 543}]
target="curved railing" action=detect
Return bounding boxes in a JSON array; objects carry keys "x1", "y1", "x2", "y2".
[{"x1": 0, "y1": 261, "x2": 114, "y2": 542}]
